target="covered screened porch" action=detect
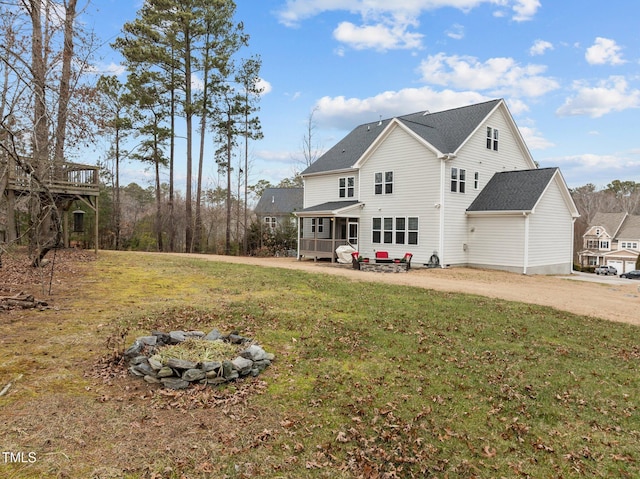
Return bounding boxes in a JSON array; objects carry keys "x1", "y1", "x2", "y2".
[{"x1": 295, "y1": 201, "x2": 362, "y2": 262}]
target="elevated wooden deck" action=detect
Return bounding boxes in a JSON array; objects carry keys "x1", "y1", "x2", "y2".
[{"x1": 5, "y1": 156, "x2": 99, "y2": 197}]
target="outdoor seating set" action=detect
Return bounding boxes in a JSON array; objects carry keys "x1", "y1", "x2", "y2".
[{"x1": 351, "y1": 251, "x2": 413, "y2": 272}]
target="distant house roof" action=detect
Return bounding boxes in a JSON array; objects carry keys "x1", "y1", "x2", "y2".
[
  {"x1": 466, "y1": 168, "x2": 563, "y2": 213},
  {"x1": 302, "y1": 99, "x2": 502, "y2": 176},
  {"x1": 254, "y1": 188, "x2": 303, "y2": 216},
  {"x1": 617, "y1": 214, "x2": 640, "y2": 239},
  {"x1": 589, "y1": 212, "x2": 628, "y2": 237}
]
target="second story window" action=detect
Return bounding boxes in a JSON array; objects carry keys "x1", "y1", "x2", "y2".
[
  {"x1": 374, "y1": 171, "x2": 393, "y2": 195},
  {"x1": 474, "y1": 171, "x2": 479, "y2": 190},
  {"x1": 451, "y1": 167, "x2": 466, "y2": 193},
  {"x1": 487, "y1": 127, "x2": 499, "y2": 151},
  {"x1": 339, "y1": 176, "x2": 355, "y2": 198}
]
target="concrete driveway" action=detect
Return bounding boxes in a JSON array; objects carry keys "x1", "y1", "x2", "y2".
[{"x1": 563, "y1": 271, "x2": 640, "y2": 286}]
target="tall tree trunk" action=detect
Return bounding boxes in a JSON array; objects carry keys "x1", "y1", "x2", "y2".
[
  {"x1": 194, "y1": 35, "x2": 210, "y2": 254},
  {"x1": 184, "y1": 27, "x2": 193, "y2": 253},
  {"x1": 225, "y1": 122, "x2": 232, "y2": 255},
  {"x1": 114, "y1": 126, "x2": 121, "y2": 250},
  {"x1": 54, "y1": 0, "x2": 77, "y2": 168},
  {"x1": 243, "y1": 89, "x2": 249, "y2": 255},
  {"x1": 154, "y1": 144, "x2": 163, "y2": 252},
  {"x1": 169, "y1": 66, "x2": 176, "y2": 252},
  {"x1": 30, "y1": 0, "x2": 48, "y2": 175}
]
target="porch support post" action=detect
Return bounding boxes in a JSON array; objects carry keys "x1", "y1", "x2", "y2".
[
  {"x1": 296, "y1": 216, "x2": 301, "y2": 260},
  {"x1": 331, "y1": 216, "x2": 336, "y2": 263},
  {"x1": 94, "y1": 196, "x2": 99, "y2": 255}
]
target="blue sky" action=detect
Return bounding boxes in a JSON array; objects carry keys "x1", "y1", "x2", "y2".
[{"x1": 89, "y1": 0, "x2": 640, "y2": 191}]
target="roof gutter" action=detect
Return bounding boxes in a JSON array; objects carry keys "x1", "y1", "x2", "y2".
[
  {"x1": 301, "y1": 167, "x2": 358, "y2": 178},
  {"x1": 466, "y1": 209, "x2": 534, "y2": 217}
]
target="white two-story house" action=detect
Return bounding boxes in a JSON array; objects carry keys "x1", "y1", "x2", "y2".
[
  {"x1": 295, "y1": 99, "x2": 579, "y2": 274},
  {"x1": 578, "y1": 212, "x2": 640, "y2": 273}
]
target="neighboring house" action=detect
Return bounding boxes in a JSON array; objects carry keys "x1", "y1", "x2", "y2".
[
  {"x1": 254, "y1": 187, "x2": 303, "y2": 232},
  {"x1": 578, "y1": 212, "x2": 640, "y2": 273},
  {"x1": 295, "y1": 99, "x2": 579, "y2": 274}
]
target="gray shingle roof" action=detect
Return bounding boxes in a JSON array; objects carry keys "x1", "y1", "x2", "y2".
[
  {"x1": 466, "y1": 168, "x2": 558, "y2": 212},
  {"x1": 254, "y1": 188, "x2": 304, "y2": 215},
  {"x1": 302, "y1": 99, "x2": 501, "y2": 176},
  {"x1": 298, "y1": 200, "x2": 361, "y2": 214},
  {"x1": 589, "y1": 212, "x2": 627, "y2": 237},
  {"x1": 617, "y1": 215, "x2": 640, "y2": 239}
]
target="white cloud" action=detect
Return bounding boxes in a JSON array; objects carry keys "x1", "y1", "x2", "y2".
[
  {"x1": 278, "y1": 1, "x2": 540, "y2": 50},
  {"x1": 85, "y1": 62, "x2": 126, "y2": 76},
  {"x1": 540, "y1": 152, "x2": 640, "y2": 187},
  {"x1": 585, "y1": 37, "x2": 626, "y2": 65},
  {"x1": 333, "y1": 21, "x2": 423, "y2": 51},
  {"x1": 556, "y1": 76, "x2": 640, "y2": 118},
  {"x1": 314, "y1": 86, "x2": 490, "y2": 129},
  {"x1": 256, "y1": 78, "x2": 272, "y2": 95},
  {"x1": 518, "y1": 126, "x2": 554, "y2": 149},
  {"x1": 418, "y1": 53, "x2": 559, "y2": 98},
  {"x1": 512, "y1": 0, "x2": 541, "y2": 22},
  {"x1": 446, "y1": 23, "x2": 465, "y2": 40},
  {"x1": 530, "y1": 39, "x2": 553, "y2": 56}
]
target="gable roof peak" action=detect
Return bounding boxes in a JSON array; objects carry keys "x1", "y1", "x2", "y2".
[{"x1": 302, "y1": 99, "x2": 504, "y2": 176}]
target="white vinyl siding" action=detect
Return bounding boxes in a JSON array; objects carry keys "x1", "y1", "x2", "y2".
[
  {"x1": 527, "y1": 181, "x2": 573, "y2": 271},
  {"x1": 303, "y1": 173, "x2": 359, "y2": 208},
  {"x1": 443, "y1": 107, "x2": 534, "y2": 266},
  {"x1": 357, "y1": 126, "x2": 439, "y2": 263},
  {"x1": 466, "y1": 216, "x2": 525, "y2": 269}
]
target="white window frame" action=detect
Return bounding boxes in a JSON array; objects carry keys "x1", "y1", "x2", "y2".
[
  {"x1": 474, "y1": 171, "x2": 479, "y2": 190},
  {"x1": 374, "y1": 171, "x2": 393, "y2": 195},
  {"x1": 487, "y1": 126, "x2": 499, "y2": 151},
  {"x1": 451, "y1": 167, "x2": 466, "y2": 193},
  {"x1": 372, "y1": 216, "x2": 419, "y2": 245},
  {"x1": 339, "y1": 176, "x2": 355, "y2": 198},
  {"x1": 311, "y1": 218, "x2": 324, "y2": 234},
  {"x1": 264, "y1": 216, "x2": 277, "y2": 231}
]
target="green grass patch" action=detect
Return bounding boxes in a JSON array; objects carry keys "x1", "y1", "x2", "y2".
[{"x1": 2, "y1": 251, "x2": 639, "y2": 478}]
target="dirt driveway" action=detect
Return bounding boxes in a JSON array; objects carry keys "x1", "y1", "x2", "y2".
[{"x1": 166, "y1": 253, "x2": 640, "y2": 327}]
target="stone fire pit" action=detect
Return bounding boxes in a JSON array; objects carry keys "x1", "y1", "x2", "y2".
[{"x1": 123, "y1": 329, "x2": 274, "y2": 390}]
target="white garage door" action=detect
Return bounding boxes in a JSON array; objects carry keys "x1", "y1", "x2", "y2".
[
  {"x1": 625, "y1": 261, "x2": 636, "y2": 273},
  {"x1": 607, "y1": 260, "x2": 623, "y2": 273}
]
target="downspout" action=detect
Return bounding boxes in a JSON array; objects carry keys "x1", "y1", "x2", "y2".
[{"x1": 523, "y1": 212, "x2": 530, "y2": 274}]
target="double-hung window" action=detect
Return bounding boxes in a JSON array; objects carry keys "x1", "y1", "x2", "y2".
[
  {"x1": 264, "y1": 217, "x2": 276, "y2": 231},
  {"x1": 374, "y1": 171, "x2": 393, "y2": 195},
  {"x1": 372, "y1": 216, "x2": 419, "y2": 245},
  {"x1": 451, "y1": 168, "x2": 466, "y2": 193},
  {"x1": 311, "y1": 218, "x2": 324, "y2": 234},
  {"x1": 372, "y1": 217, "x2": 393, "y2": 243},
  {"x1": 487, "y1": 127, "x2": 499, "y2": 151},
  {"x1": 339, "y1": 176, "x2": 355, "y2": 198}
]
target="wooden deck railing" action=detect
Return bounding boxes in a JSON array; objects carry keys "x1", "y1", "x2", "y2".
[{"x1": 5, "y1": 156, "x2": 99, "y2": 196}]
